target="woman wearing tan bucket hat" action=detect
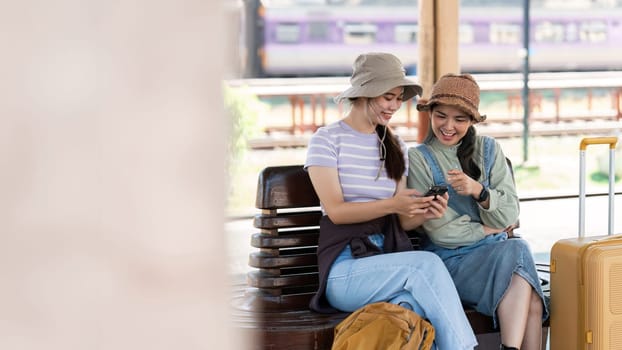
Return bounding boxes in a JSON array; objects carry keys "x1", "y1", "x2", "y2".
[
  {"x1": 304, "y1": 53, "x2": 477, "y2": 349},
  {"x1": 408, "y1": 73, "x2": 549, "y2": 350}
]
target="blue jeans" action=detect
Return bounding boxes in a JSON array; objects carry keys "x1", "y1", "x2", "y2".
[{"x1": 325, "y1": 234, "x2": 477, "y2": 350}]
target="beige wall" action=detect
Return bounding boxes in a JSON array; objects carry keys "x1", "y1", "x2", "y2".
[{"x1": 0, "y1": 1, "x2": 242, "y2": 349}]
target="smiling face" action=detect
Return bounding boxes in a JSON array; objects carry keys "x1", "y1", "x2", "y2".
[
  {"x1": 429, "y1": 104, "x2": 475, "y2": 146},
  {"x1": 366, "y1": 86, "x2": 405, "y2": 126}
]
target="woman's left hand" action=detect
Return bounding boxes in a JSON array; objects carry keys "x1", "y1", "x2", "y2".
[
  {"x1": 446, "y1": 169, "x2": 480, "y2": 198},
  {"x1": 423, "y1": 192, "x2": 449, "y2": 219}
]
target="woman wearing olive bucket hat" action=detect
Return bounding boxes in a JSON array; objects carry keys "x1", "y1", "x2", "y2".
[
  {"x1": 408, "y1": 73, "x2": 549, "y2": 350},
  {"x1": 304, "y1": 53, "x2": 478, "y2": 349}
]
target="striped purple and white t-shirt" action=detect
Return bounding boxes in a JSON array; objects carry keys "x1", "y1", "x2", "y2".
[{"x1": 304, "y1": 120, "x2": 408, "y2": 213}]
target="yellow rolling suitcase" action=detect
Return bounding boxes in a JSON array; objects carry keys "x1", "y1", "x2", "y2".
[{"x1": 550, "y1": 137, "x2": 620, "y2": 350}]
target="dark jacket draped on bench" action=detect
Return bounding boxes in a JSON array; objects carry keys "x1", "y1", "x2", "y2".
[{"x1": 310, "y1": 214, "x2": 414, "y2": 313}]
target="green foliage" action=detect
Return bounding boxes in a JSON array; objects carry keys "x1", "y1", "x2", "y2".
[
  {"x1": 595, "y1": 146, "x2": 622, "y2": 183},
  {"x1": 590, "y1": 172, "x2": 620, "y2": 183},
  {"x1": 223, "y1": 84, "x2": 266, "y2": 214},
  {"x1": 223, "y1": 84, "x2": 264, "y2": 168},
  {"x1": 514, "y1": 164, "x2": 541, "y2": 181}
]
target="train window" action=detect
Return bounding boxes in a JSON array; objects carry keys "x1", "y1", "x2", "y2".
[
  {"x1": 459, "y1": 24, "x2": 474, "y2": 44},
  {"x1": 337, "y1": 0, "x2": 418, "y2": 5},
  {"x1": 489, "y1": 23, "x2": 521, "y2": 44},
  {"x1": 263, "y1": 0, "x2": 304, "y2": 5},
  {"x1": 343, "y1": 23, "x2": 377, "y2": 44},
  {"x1": 308, "y1": 21, "x2": 330, "y2": 41},
  {"x1": 534, "y1": 21, "x2": 564, "y2": 43},
  {"x1": 264, "y1": 0, "x2": 323, "y2": 5},
  {"x1": 364, "y1": 0, "x2": 418, "y2": 4},
  {"x1": 394, "y1": 24, "x2": 418, "y2": 44},
  {"x1": 565, "y1": 22, "x2": 578, "y2": 42},
  {"x1": 579, "y1": 21, "x2": 607, "y2": 42},
  {"x1": 275, "y1": 23, "x2": 301, "y2": 43}
]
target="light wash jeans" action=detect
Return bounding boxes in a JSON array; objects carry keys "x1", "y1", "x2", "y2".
[{"x1": 325, "y1": 234, "x2": 477, "y2": 350}]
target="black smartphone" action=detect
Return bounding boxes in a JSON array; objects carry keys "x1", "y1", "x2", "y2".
[{"x1": 424, "y1": 185, "x2": 448, "y2": 198}]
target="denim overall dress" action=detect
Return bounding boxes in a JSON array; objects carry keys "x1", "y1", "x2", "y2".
[{"x1": 416, "y1": 138, "x2": 549, "y2": 327}]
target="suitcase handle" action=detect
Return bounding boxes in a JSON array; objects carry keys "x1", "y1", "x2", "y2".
[
  {"x1": 579, "y1": 137, "x2": 618, "y2": 237},
  {"x1": 579, "y1": 137, "x2": 618, "y2": 150}
]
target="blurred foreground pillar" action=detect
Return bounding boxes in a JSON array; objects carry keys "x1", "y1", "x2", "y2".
[
  {"x1": 0, "y1": 1, "x2": 245, "y2": 349},
  {"x1": 417, "y1": 0, "x2": 459, "y2": 142}
]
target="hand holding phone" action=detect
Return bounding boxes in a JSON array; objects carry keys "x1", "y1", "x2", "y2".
[{"x1": 424, "y1": 185, "x2": 448, "y2": 199}]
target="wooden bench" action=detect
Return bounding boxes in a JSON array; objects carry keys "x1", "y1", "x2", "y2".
[{"x1": 232, "y1": 165, "x2": 549, "y2": 349}]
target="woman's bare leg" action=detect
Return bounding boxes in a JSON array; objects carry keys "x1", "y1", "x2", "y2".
[
  {"x1": 497, "y1": 274, "x2": 532, "y2": 348},
  {"x1": 520, "y1": 289, "x2": 544, "y2": 350}
]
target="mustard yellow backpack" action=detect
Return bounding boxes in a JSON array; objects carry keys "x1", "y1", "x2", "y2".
[{"x1": 331, "y1": 302, "x2": 435, "y2": 350}]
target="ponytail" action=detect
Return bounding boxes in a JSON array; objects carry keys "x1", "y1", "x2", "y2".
[
  {"x1": 457, "y1": 125, "x2": 481, "y2": 180},
  {"x1": 376, "y1": 125, "x2": 405, "y2": 182}
]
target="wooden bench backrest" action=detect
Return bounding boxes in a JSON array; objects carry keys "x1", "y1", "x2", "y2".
[
  {"x1": 249, "y1": 165, "x2": 322, "y2": 311},
  {"x1": 249, "y1": 165, "x2": 424, "y2": 311}
]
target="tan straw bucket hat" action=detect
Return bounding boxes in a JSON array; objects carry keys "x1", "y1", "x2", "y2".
[
  {"x1": 334, "y1": 52, "x2": 423, "y2": 104},
  {"x1": 416, "y1": 73, "x2": 487, "y2": 122}
]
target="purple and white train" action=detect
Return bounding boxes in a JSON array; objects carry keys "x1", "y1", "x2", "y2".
[{"x1": 240, "y1": 0, "x2": 622, "y2": 77}]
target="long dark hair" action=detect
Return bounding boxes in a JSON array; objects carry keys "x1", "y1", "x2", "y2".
[
  {"x1": 457, "y1": 125, "x2": 481, "y2": 180},
  {"x1": 376, "y1": 124, "x2": 405, "y2": 181}
]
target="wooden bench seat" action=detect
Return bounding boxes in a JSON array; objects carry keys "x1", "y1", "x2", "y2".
[{"x1": 232, "y1": 165, "x2": 549, "y2": 349}]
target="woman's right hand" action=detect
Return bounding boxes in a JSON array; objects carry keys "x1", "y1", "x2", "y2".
[
  {"x1": 393, "y1": 188, "x2": 446, "y2": 218},
  {"x1": 395, "y1": 188, "x2": 449, "y2": 231}
]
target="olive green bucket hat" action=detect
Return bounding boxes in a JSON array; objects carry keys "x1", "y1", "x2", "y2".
[{"x1": 334, "y1": 52, "x2": 423, "y2": 104}]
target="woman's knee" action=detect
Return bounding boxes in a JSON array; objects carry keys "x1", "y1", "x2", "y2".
[
  {"x1": 396, "y1": 251, "x2": 452, "y2": 285},
  {"x1": 501, "y1": 239, "x2": 532, "y2": 261},
  {"x1": 529, "y1": 289, "x2": 543, "y2": 315},
  {"x1": 505, "y1": 238, "x2": 531, "y2": 252},
  {"x1": 416, "y1": 251, "x2": 446, "y2": 270},
  {"x1": 397, "y1": 250, "x2": 444, "y2": 268}
]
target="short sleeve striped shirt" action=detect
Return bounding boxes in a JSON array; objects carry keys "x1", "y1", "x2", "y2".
[{"x1": 305, "y1": 120, "x2": 408, "y2": 213}]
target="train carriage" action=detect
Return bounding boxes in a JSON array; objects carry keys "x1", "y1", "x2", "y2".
[{"x1": 241, "y1": 0, "x2": 622, "y2": 77}]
